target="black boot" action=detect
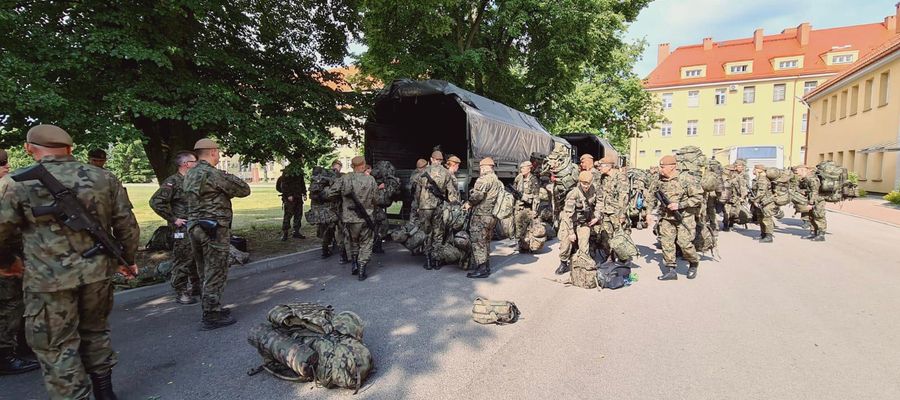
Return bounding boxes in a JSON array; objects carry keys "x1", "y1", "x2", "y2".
[
  {"x1": 433, "y1": 257, "x2": 443, "y2": 270},
  {"x1": 0, "y1": 351, "x2": 40, "y2": 376},
  {"x1": 351, "y1": 257, "x2": 359, "y2": 276},
  {"x1": 281, "y1": 231, "x2": 288, "y2": 241},
  {"x1": 373, "y1": 239, "x2": 384, "y2": 254},
  {"x1": 339, "y1": 249, "x2": 350, "y2": 264},
  {"x1": 760, "y1": 235, "x2": 773, "y2": 243},
  {"x1": 687, "y1": 262, "x2": 698, "y2": 279},
  {"x1": 423, "y1": 254, "x2": 433, "y2": 270},
  {"x1": 90, "y1": 370, "x2": 118, "y2": 400},
  {"x1": 722, "y1": 222, "x2": 730, "y2": 232},
  {"x1": 201, "y1": 311, "x2": 237, "y2": 331},
  {"x1": 812, "y1": 232, "x2": 826, "y2": 242},
  {"x1": 658, "y1": 266, "x2": 677, "y2": 281},
  {"x1": 555, "y1": 261, "x2": 570, "y2": 275},
  {"x1": 292, "y1": 231, "x2": 306, "y2": 239},
  {"x1": 358, "y1": 262, "x2": 368, "y2": 281},
  {"x1": 321, "y1": 248, "x2": 332, "y2": 259},
  {"x1": 466, "y1": 263, "x2": 491, "y2": 278},
  {"x1": 803, "y1": 231, "x2": 817, "y2": 239}
]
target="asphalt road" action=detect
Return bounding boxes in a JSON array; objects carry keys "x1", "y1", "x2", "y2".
[{"x1": 4, "y1": 209, "x2": 900, "y2": 400}]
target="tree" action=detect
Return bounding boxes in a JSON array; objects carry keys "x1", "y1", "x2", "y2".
[
  {"x1": 358, "y1": 0, "x2": 656, "y2": 152},
  {"x1": 106, "y1": 140, "x2": 156, "y2": 183},
  {"x1": 0, "y1": 1, "x2": 365, "y2": 181}
]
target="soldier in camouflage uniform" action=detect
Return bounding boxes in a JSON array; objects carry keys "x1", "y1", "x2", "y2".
[
  {"x1": 0, "y1": 148, "x2": 41, "y2": 376},
  {"x1": 149, "y1": 151, "x2": 201, "y2": 305},
  {"x1": 371, "y1": 160, "x2": 400, "y2": 254},
  {"x1": 596, "y1": 156, "x2": 631, "y2": 262},
  {"x1": 406, "y1": 158, "x2": 428, "y2": 221},
  {"x1": 795, "y1": 165, "x2": 827, "y2": 241},
  {"x1": 327, "y1": 156, "x2": 377, "y2": 281},
  {"x1": 464, "y1": 158, "x2": 502, "y2": 279},
  {"x1": 330, "y1": 160, "x2": 349, "y2": 263},
  {"x1": 721, "y1": 164, "x2": 746, "y2": 231},
  {"x1": 513, "y1": 161, "x2": 540, "y2": 252},
  {"x1": 579, "y1": 154, "x2": 603, "y2": 193},
  {"x1": 555, "y1": 171, "x2": 597, "y2": 275},
  {"x1": 656, "y1": 155, "x2": 703, "y2": 281},
  {"x1": 751, "y1": 164, "x2": 777, "y2": 243},
  {"x1": 307, "y1": 166, "x2": 340, "y2": 258},
  {"x1": 0, "y1": 125, "x2": 140, "y2": 399},
  {"x1": 184, "y1": 138, "x2": 251, "y2": 330},
  {"x1": 276, "y1": 162, "x2": 307, "y2": 241},
  {"x1": 415, "y1": 151, "x2": 460, "y2": 270}
]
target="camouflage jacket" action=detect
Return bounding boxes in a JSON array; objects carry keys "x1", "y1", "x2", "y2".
[
  {"x1": 149, "y1": 172, "x2": 188, "y2": 224},
  {"x1": 598, "y1": 168, "x2": 629, "y2": 217},
  {"x1": 328, "y1": 172, "x2": 376, "y2": 223},
  {"x1": 468, "y1": 171, "x2": 502, "y2": 216},
  {"x1": 561, "y1": 186, "x2": 598, "y2": 227},
  {"x1": 657, "y1": 172, "x2": 703, "y2": 220},
  {"x1": 416, "y1": 164, "x2": 459, "y2": 210},
  {"x1": 798, "y1": 175, "x2": 822, "y2": 204},
  {"x1": 183, "y1": 160, "x2": 251, "y2": 228},
  {"x1": 0, "y1": 155, "x2": 140, "y2": 292},
  {"x1": 724, "y1": 171, "x2": 749, "y2": 204},
  {"x1": 513, "y1": 172, "x2": 539, "y2": 210},
  {"x1": 590, "y1": 169, "x2": 603, "y2": 194},
  {"x1": 751, "y1": 174, "x2": 774, "y2": 205},
  {"x1": 276, "y1": 174, "x2": 307, "y2": 197}
]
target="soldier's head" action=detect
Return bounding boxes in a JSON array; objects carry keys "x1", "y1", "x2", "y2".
[
  {"x1": 0, "y1": 148, "x2": 8, "y2": 178},
  {"x1": 446, "y1": 155, "x2": 461, "y2": 174},
  {"x1": 577, "y1": 170, "x2": 593, "y2": 192},
  {"x1": 364, "y1": 164, "x2": 372, "y2": 175},
  {"x1": 753, "y1": 164, "x2": 766, "y2": 175},
  {"x1": 735, "y1": 159, "x2": 746, "y2": 173},
  {"x1": 351, "y1": 156, "x2": 366, "y2": 172},
  {"x1": 794, "y1": 165, "x2": 810, "y2": 177},
  {"x1": 598, "y1": 156, "x2": 616, "y2": 175},
  {"x1": 519, "y1": 161, "x2": 532, "y2": 176},
  {"x1": 415, "y1": 159, "x2": 427, "y2": 171},
  {"x1": 175, "y1": 151, "x2": 197, "y2": 174},
  {"x1": 579, "y1": 154, "x2": 594, "y2": 172},
  {"x1": 479, "y1": 157, "x2": 495, "y2": 174},
  {"x1": 658, "y1": 155, "x2": 677, "y2": 178},
  {"x1": 430, "y1": 151, "x2": 444, "y2": 166},
  {"x1": 24, "y1": 124, "x2": 73, "y2": 161},
  {"x1": 193, "y1": 138, "x2": 221, "y2": 164},
  {"x1": 88, "y1": 148, "x2": 107, "y2": 168},
  {"x1": 331, "y1": 159, "x2": 343, "y2": 173}
]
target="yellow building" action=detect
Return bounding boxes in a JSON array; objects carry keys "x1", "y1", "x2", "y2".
[
  {"x1": 631, "y1": 8, "x2": 900, "y2": 169},
  {"x1": 805, "y1": 34, "x2": 900, "y2": 193}
]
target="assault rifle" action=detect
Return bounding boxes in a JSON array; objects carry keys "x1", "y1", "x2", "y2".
[
  {"x1": 11, "y1": 164, "x2": 129, "y2": 267},
  {"x1": 422, "y1": 173, "x2": 449, "y2": 204},
  {"x1": 347, "y1": 191, "x2": 377, "y2": 232},
  {"x1": 654, "y1": 190, "x2": 685, "y2": 222}
]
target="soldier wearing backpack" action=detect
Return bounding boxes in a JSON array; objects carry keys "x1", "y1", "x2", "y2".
[
  {"x1": 513, "y1": 161, "x2": 540, "y2": 252},
  {"x1": 795, "y1": 165, "x2": 826, "y2": 241},
  {"x1": 415, "y1": 151, "x2": 460, "y2": 270},
  {"x1": 555, "y1": 171, "x2": 597, "y2": 275},
  {"x1": 327, "y1": 156, "x2": 377, "y2": 281},
  {"x1": 596, "y1": 156, "x2": 630, "y2": 262},
  {"x1": 656, "y1": 155, "x2": 704, "y2": 280},
  {"x1": 463, "y1": 158, "x2": 503, "y2": 279},
  {"x1": 751, "y1": 164, "x2": 777, "y2": 243}
]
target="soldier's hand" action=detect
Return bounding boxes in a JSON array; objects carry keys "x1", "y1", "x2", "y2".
[
  {"x1": 0, "y1": 257, "x2": 24, "y2": 278},
  {"x1": 667, "y1": 202, "x2": 680, "y2": 211},
  {"x1": 119, "y1": 264, "x2": 138, "y2": 280},
  {"x1": 174, "y1": 218, "x2": 187, "y2": 228},
  {"x1": 463, "y1": 202, "x2": 471, "y2": 210},
  {"x1": 588, "y1": 218, "x2": 599, "y2": 226},
  {"x1": 378, "y1": 183, "x2": 385, "y2": 190}
]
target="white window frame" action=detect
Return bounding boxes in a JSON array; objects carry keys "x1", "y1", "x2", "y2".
[
  {"x1": 661, "y1": 93, "x2": 673, "y2": 109},
  {"x1": 729, "y1": 65, "x2": 748, "y2": 73},
  {"x1": 715, "y1": 88, "x2": 727, "y2": 105},
  {"x1": 741, "y1": 117, "x2": 754, "y2": 134},
  {"x1": 687, "y1": 90, "x2": 699, "y2": 107},
  {"x1": 686, "y1": 120, "x2": 698, "y2": 136},
  {"x1": 778, "y1": 60, "x2": 799, "y2": 69},
  {"x1": 743, "y1": 86, "x2": 755, "y2": 104},
  {"x1": 832, "y1": 54, "x2": 854, "y2": 64},
  {"x1": 771, "y1": 115, "x2": 784, "y2": 134},
  {"x1": 685, "y1": 69, "x2": 702, "y2": 77},
  {"x1": 660, "y1": 122, "x2": 672, "y2": 137},
  {"x1": 801, "y1": 113, "x2": 808, "y2": 133},
  {"x1": 773, "y1": 84, "x2": 786, "y2": 102},
  {"x1": 654, "y1": 150, "x2": 662, "y2": 158},
  {"x1": 713, "y1": 119, "x2": 726, "y2": 136},
  {"x1": 803, "y1": 81, "x2": 818, "y2": 95}
]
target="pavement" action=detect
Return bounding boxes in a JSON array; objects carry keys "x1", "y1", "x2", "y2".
[
  {"x1": 826, "y1": 195, "x2": 900, "y2": 227},
  {"x1": 4, "y1": 208, "x2": 900, "y2": 400}
]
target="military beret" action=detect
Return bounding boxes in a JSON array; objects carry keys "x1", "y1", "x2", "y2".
[
  {"x1": 0, "y1": 149, "x2": 7, "y2": 165},
  {"x1": 754, "y1": 164, "x2": 766, "y2": 170},
  {"x1": 194, "y1": 138, "x2": 219, "y2": 150},
  {"x1": 599, "y1": 156, "x2": 617, "y2": 165},
  {"x1": 659, "y1": 155, "x2": 676, "y2": 166},
  {"x1": 332, "y1": 159, "x2": 343, "y2": 166},
  {"x1": 351, "y1": 156, "x2": 365, "y2": 167},
  {"x1": 88, "y1": 148, "x2": 107, "y2": 160},
  {"x1": 415, "y1": 159, "x2": 427, "y2": 168},
  {"x1": 431, "y1": 151, "x2": 444, "y2": 161},
  {"x1": 479, "y1": 157, "x2": 495, "y2": 167},
  {"x1": 579, "y1": 154, "x2": 594, "y2": 161},
  {"x1": 578, "y1": 170, "x2": 593, "y2": 183},
  {"x1": 518, "y1": 161, "x2": 532, "y2": 168},
  {"x1": 447, "y1": 155, "x2": 461, "y2": 164},
  {"x1": 26, "y1": 124, "x2": 73, "y2": 148}
]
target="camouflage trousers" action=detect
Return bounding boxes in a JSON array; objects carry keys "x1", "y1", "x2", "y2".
[
  {"x1": 810, "y1": 201, "x2": 827, "y2": 233},
  {"x1": 24, "y1": 279, "x2": 116, "y2": 400},
  {"x1": 317, "y1": 222, "x2": 337, "y2": 251},
  {"x1": 282, "y1": 199, "x2": 304, "y2": 233},
  {"x1": 757, "y1": 203, "x2": 777, "y2": 235},
  {"x1": 659, "y1": 216, "x2": 699, "y2": 265},
  {"x1": 190, "y1": 224, "x2": 232, "y2": 314},
  {"x1": 0, "y1": 277, "x2": 24, "y2": 353},
  {"x1": 597, "y1": 215, "x2": 624, "y2": 260},
  {"x1": 417, "y1": 208, "x2": 444, "y2": 253},
  {"x1": 470, "y1": 215, "x2": 497, "y2": 266},
  {"x1": 170, "y1": 232, "x2": 201, "y2": 295},
  {"x1": 344, "y1": 222, "x2": 374, "y2": 264},
  {"x1": 558, "y1": 221, "x2": 591, "y2": 263},
  {"x1": 373, "y1": 207, "x2": 389, "y2": 242},
  {"x1": 514, "y1": 206, "x2": 535, "y2": 243}
]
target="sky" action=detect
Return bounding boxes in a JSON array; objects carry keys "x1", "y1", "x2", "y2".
[{"x1": 625, "y1": 0, "x2": 900, "y2": 77}]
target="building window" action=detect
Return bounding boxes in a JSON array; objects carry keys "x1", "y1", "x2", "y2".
[
  {"x1": 778, "y1": 60, "x2": 799, "y2": 69},
  {"x1": 850, "y1": 85, "x2": 859, "y2": 115},
  {"x1": 801, "y1": 113, "x2": 808, "y2": 133},
  {"x1": 821, "y1": 99, "x2": 828, "y2": 124},
  {"x1": 661, "y1": 93, "x2": 673, "y2": 109},
  {"x1": 803, "y1": 81, "x2": 818, "y2": 95},
  {"x1": 840, "y1": 90, "x2": 848, "y2": 119},
  {"x1": 741, "y1": 117, "x2": 754, "y2": 134},
  {"x1": 685, "y1": 69, "x2": 702, "y2": 77},
  {"x1": 832, "y1": 54, "x2": 854, "y2": 64},
  {"x1": 712, "y1": 148, "x2": 724, "y2": 158},
  {"x1": 715, "y1": 88, "x2": 727, "y2": 105},
  {"x1": 687, "y1": 90, "x2": 699, "y2": 107},
  {"x1": 771, "y1": 115, "x2": 784, "y2": 133},
  {"x1": 660, "y1": 122, "x2": 672, "y2": 137},
  {"x1": 879, "y1": 71, "x2": 890, "y2": 107},
  {"x1": 713, "y1": 118, "x2": 726, "y2": 136},
  {"x1": 686, "y1": 120, "x2": 698, "y2": 136},
  {"x1": 847, "y1": 150, "x2": 856, "y2": 171},
  {"x1": 743, "y1": 86, "x2": 755, "y2": 103},
  {"x1": 729, "y1": 64, "x2": 748, "y2": 73},
  {"x1": 858, "y1": 153, "x2": 868, "y2": 179},
  {"x1": 654, "y1": 150, "x2": 662, "y2": 158},
  {"x1": 864, "y1": 78, "x2": 874, "y2": 111},
  {"x1": 773, "y1": 84, "x2": 786, "y2": 102},
  {"x1": 800, "y1": 146, "x2": 806, "y2": 162},
  {"x1": 639, "y1": 150, "x2": 646, "y2": 157},
  {"x1": 830, "y1": 95, "x2": 837, "y2": 122}
]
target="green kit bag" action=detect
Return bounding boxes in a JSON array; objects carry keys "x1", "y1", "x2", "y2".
[{"x1": 472, "y1": 298, "x2": 521, "y2": 325}]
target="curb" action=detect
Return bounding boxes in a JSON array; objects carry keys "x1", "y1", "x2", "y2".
[{"x1": 826, "y1": 208, "x2": 900, "y2": 229}]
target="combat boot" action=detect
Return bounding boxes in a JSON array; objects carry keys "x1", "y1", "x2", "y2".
[
  {"x1": 760, "y1": 234, "x2": 773, "y2": 243},
  {"x1": 657, "y1": 266, "x2": 677, "y2": 281},
  {"x1": 555, "y1": 261, "x2": 570, "y2": 275},
  {"x1": 339, "y1": 249, "x2": 350, "y2": 264},
  {"x1": 812, "y1": 233, "x2": 825, "y2": 242},
  {"x1": 175, "y1": 291, "x2": 197, "y2": 305},
  {"x1": 351, "y1": 257, "x2": 359, "y2": 276},
  {"x1": 292, "y1": 231, "x2": 306, "y2": 239},
  {"x1": 423, "y1": 254, "x2": 433, "y2": 270},
  {"x1": 803, "y1": 231, "x2": 818, "y2": 239},
  {"x1": 466, "y1": 263, "x2": 491, "y2": 279},
  {"x1": 90, "y1": 370, "x2": 118, "y2": 400},
  {"x1": 373, "y1": 239, "x2": 384, "y2": 254},
  {"x1": 687, "y1": 262, "x2": 699, "y2": 279},
  {"x1": 0, "y1": 351, "x2": 40, "y2": 375},
  {"x1": 201, "y1": 311, "x2": 237, "y2": 331},
  {"x1": 281, "y1": 230, "x2": 289, "y2": 241},
  {"x1": 358, "y1": 262, "x2": 368, "y2": 281},
  {"x1": 722, "y1": 222, "x2": 730, "y2": 232},
  {"x1": 321, "y1": 247, "x2": 332, "y2": 259}
]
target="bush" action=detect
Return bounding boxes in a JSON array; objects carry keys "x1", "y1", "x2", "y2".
[
  {"x1": 848, "y1": 171, "x2": 860, "y2": 184},
  {"x1": 858, "y1": 189, "x2": 868, "y2": 197},
  {"x1": 885, "y1": 191, "x2": 900, "y2": 205}
]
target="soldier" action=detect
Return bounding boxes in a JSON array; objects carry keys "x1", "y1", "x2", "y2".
[
  {"x1": 184, "y1": 138, "x2": 251, "y2": 330},
  {"x1": 407, "y1": 158, "x2": 428, "y2": 220},
  {"x1": 327, "y1": 156, "x2": 377, "y2": 281},
  {"x1": 513, "y1": 160, "x2": 540, "y2": 251},
  {"x1": 656, "y1": 155, "x2": 703, "y2": 281},
  {"x1": 149, "y1": 151, "x2": 201, "y2": 305},
  {"x1": 596, "y1": 156, "x2": 630, "y2": 262},
  {"x1": 307, "y1": 166, "x2": 339, "y2": 258},
  {"x1": 579, "y1": 154, "x2": 603, "y2": 192},
  {"x1": 1, "y1": 148, "x2": 41, "y2": 376},
  {"x1": 87, "y1": 148, "x2": 107, "y2": 169},
  {"x1": 555, "y1": 171, "x2": 597, "y2": 275},
  {"x1": 721, "y1": 164, "x2": 742, "y2": 231},
  {"x1": 276, "y1": 162, "x2": 307, "y2": 241},
  {"x1": 0, "y1": 125, "x2": 140, "y2": 399},
  {"x1": 751, "y1": 164, "x2": 777, "y2": 243},
  {"x1": 464, "y1": 158, "x2": 502, "y2": 279},
  {"x1": 705, "y1": 159, "x2": 725, "y2": 233},
  {"x1": 371, "y1": 161, "x2": 400, "y2": 254},
  {"x1": 329, "y1": 160, "x2": 349, "y2": 263},
  {"x1": 795, "y1": 165, "x2": 827, "y2": 241},
  {"x1": 415, "y1": 151, "x2": 459, "y2": 270}
]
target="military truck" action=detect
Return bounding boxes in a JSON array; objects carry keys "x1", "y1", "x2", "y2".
[{"x1": 558, "y1": 133, "x2": 619, "y2": 165}]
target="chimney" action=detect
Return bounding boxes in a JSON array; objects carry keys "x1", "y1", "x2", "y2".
[
  {"x1": 797, "y1": 22, "x2": 810, "y2": 46},
  {"x1": 657, "y1": 43, "x2": 670, "y2": 66},
  {"x1": 703, "y1": 37, "x2": 713, "y2": 50},
  {"x1": 754, "y1": 28, "x2": 764, "y2": 51},
  {"x1": 885, "y1": 15, "x2": 896, "y2": 32}
]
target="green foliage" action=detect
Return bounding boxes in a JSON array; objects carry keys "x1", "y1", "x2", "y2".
[
  {"x1": 358, "y1": 0, "x2": 658, "y2": 152},
  {"x1": 0, "y1": 1, "x2": 366, "y2": 181},
  {"x1": 885, "y1": 190, "x2": 900, "y2": 205},
  {"x1": 848, "y1": 172, "x2": 860, "y2": 184},
  {"x1": 858, "y1": 189, "x2": 867, "y2": 197},
  {"x1": 106, "y1": 140, "x2": 155, "y2": 183},
  {"x1": 2, "y1": 146, "x2": 32, "y2": 170}
]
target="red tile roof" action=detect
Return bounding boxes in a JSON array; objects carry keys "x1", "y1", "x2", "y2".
[
  {"x1": 804, "y1": 34, "x2": 900, "y2": 100},
  {"x1": 645, "y1": 22, "x2": 898, "y2": 89}
]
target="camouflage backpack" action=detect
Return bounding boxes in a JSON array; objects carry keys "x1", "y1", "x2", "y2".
[
  {"x1": 766, "y1": 168, "x2": 792, "y2": 206},
  {"x1": 491, "y1": 187, "x2": 516, "y2": 220},
  {"x1": 519, "y1": 220, "x2": 547, "y2": 253},
  {"x1": 373, "y1": 161, "x2": 401, "y2": 207},
  {"x1": 472, "y1": 298, "x2": 520, "y2": 325},
  {"x1": 815, "y1": 161, "x2": 854, "y2": 202},
  {"x1": 308, "y1": 167, "x2": 337, "y2": 203},
  {"x1": 693, "y1": 222, "x2": 717, "y2": 254},
  {"x1": 676, "y1": 146, "x2": 718, "y2": 192},
  {"x1": 608, "y1": 230, "x2": 638, "y2": 261},
  {"x1": 145, "y1": 225, "x2": 173, "y2": 251}
]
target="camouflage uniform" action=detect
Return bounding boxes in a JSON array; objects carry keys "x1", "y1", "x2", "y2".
[
  {"x1": 558, "y1": 186, "x2": 597, "y2": 265},
  {"x1": 597, "y1": 168, "x2": 630, "y2": 260},
  {"x1": 722, "y1": 168, "x2": 749, "y2": 228},
  {"x1": 657, "y1": 171, "x2": 704, "y2": 267},
  {"x1": 415, "y1": 164, "x2": 459, "y2": 259},
  {"x1": 276, "y1": 172, "x2": 307, "y2": 237},
  {"x1": 513, "y1": 171, "x2": 540, "y2": 249},
  {"x1": 0, "y1": 155, "x2": 140, "y2": 399},
  {"x1": 328, "y1": 171, "x2": 377, "y2": 267},
  {"x1": 184, "y1": 160, "x2": 251, "y2": 316},
  {"x1": 371, "y1": 161, "x2": 400, "y2": 253},
  {"x1": 467, "y1": 170, "x2": 502, "y2": 268},
  {"x1": 408, "y1": 167, "x2": 425, "y2": 220},
  {"x1": 751, "y1": 169, "x2": 777, "y2": 239},
  {"x1": 149, "y1": 172, "x2": 200, "y2": 296},
  {"x1": 307, "y1": 168, "x2": 340, "y2": 256},
  {"x1": 799, "y1": 174, "x2": 827, "y2": 237}
]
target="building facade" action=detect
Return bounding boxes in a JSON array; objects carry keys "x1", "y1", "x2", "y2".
[{"x1": 632, "y1": 9, "x2": 900, "y2": 169}]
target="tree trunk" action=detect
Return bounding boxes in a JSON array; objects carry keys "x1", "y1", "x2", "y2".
[{"x1": 133, "y1": 117, "x2": 206, "y2": 182}]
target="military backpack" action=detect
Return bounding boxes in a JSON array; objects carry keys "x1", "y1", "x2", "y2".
[
  {"x1": 815, "y1": 161, "x2": 857, "y2": 202},
  {"x1": 491, "y1": 187, "x2": 516, "y2": 220},
  {"x1": 472, "y1": 298, "x2": 521, "y2": 325},
  {"x1": 766, "y1": 168, "x2": 792, "y2": 206}
]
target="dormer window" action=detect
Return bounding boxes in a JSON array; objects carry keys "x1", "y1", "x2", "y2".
[
  {"x1": 729, "y1": 65, "x2": 748, "y2": 73},
  {"x1": 832, "y1": 54, "x2": 854, "y2": 64},
  {"x1": 778, "y1": 60, "x2": 798, "y2": 69},
  {"x1": 685, "y1": 69, "x2": 702, "y2": 77}
]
